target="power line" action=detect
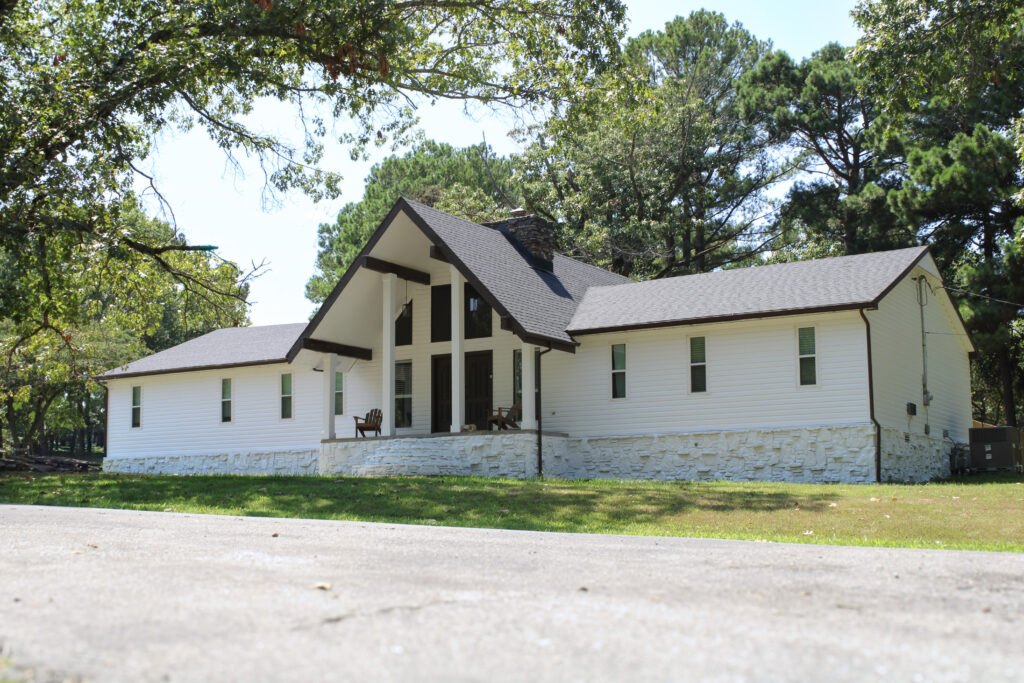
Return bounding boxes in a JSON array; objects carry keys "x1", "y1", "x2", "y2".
[{"x1": 942, "y1": 286, "x2": 1024, "y2": 309}]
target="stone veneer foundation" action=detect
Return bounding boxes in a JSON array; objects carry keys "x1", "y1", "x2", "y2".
[
  {"x1": 319, "y1": 431, "x2": 559, "y2": 478},
  {"x1": 103, "y1": 448, "x2": 318, "y2": 475},
  {"x1": 102, "y1": 424, "x2": 953, "y2": 483},
  {"x1": 549, "y1": 425, "x2": 879, "y2": 483},
  {"x1": 879, "y1": 428, "x2": 952, "y2": 483}
]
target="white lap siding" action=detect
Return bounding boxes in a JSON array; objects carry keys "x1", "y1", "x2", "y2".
[
  {"x1": 542, "y1": 311, "x2": 872, "y2": 437},
  {"x1": 866, "y1": 263, "x2": 973, "y2": 445},
  {"x1": 106, "y1": 363, "x2": 322, "y2": 461}
]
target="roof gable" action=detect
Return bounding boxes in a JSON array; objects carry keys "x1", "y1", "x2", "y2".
[{"x1": 290, "y1": 198, "x2": 631, "y2": 357}]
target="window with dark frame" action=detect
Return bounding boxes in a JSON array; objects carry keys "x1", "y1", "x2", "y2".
[
  {"x1": 395, "y1": 361, "x2": 412, "y2": 428},
  {"x1": 464, "y1": 283, "x2": 492, "y2": 339},
  {"x1": 431, "y1": 285, "x2": 451, "y2": 343},
  {"x1": 221, "y1": 378, "x2": 232, "y2": 423},
  {"x1": 334, "y1": 371, "x2": 344, "y2": 416},
  {"x1": 690, "y1": 337, "x2": 707, "y2": 393},
  {"x1": 512, "y1": 349, "x2": 523, "y2": 420},
  {"x1": 798, "y1": 327, "x2": 817, "y2": 386},
  {"x1": 611, "y1": 344, "x2": 626, "y2": 399},
  {"x1": 395, "y1": 301, "x2": 413, "y2": 346},
  {"x1": 131, "y1": 385, "x2": 142, "y2": 428},
  {"x1": 280, "y1": 373, "x2": 293, "y2": 419}
]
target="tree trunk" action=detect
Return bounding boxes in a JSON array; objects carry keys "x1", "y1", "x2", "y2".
[
  {"x1": 4, "y1": 395, "x2": 20, "y2": 450},
  {"x1": 694, "y1": 224, "x2": 706, "y2": 272},
  {"x1": 997, "y1": 348, "x2": 1018, "y2": 427}
]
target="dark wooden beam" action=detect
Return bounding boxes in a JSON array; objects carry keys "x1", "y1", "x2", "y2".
[
  {"x1": 302, "y1": 337, "x2": 372, "y2": 361},
  {"x1": 499, "y1": 315, "x2": 514, "y2": 332},
  {"x1": 358, "y1": 256, "x2": 430, "y2": 285},
  {"x1": 428, "y1": 245, "x2": 449, "y2": 263}
]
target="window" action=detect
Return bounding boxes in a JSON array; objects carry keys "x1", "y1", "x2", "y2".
[
  {"x1": 395, "y1": 361, "x2": 412, "y2": 428},
  {"x1": 464, "y1": 283, "x2": 492, "y2": 339},
  {"x1": 334, "y1": 371, "x2": 344, "y2": 416},
  {"x1": 611, "y1": 344, "x2": 626, "y2": 399},
  {"x1": 280, "y1": 373, "x2": 293, "y2": 419},
  {"x1": 395, "y1": 302, "x2": 413, "y2": 346},
  {"x1": 798, "y1": 327, "x2": 817, "y2": 386},
  {"x1": 221, "y1": 379, "x2": 232, "y2": 423},
  {"x1": 131, "y1": 386, "x2": 142, "y2": 428},
  {"x1": 431, "y1": 285, "x2": 451, "y2": 342},
  {"x1": 512, "y1": 349, "x2": 523, "y2": 420},
  {"x1": 690, "y1": 337, "x2": 707, "y2": 393}
]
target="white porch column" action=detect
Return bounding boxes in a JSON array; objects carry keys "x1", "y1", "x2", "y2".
[
  {"x1": 450, "y1": 265, "x2": 464, "y2": 432},
  {"x1": 520, "y1": 342, "x2": 537, "y2": 430},
  {"x1": 321, "y1": 352, "x2": 338, "y2": 440},
  {"x1": 381, "y1": 273, "x2": 396, "y2": 436}
]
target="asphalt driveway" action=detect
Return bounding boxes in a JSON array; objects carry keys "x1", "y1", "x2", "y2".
[{"x1": 1, "y1": 505, "x2": 1022, "y2": 682}]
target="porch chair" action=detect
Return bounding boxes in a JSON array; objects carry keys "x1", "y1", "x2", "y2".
[
  {"x1": 353, "y1": 409, "x2": 383, "y2": 438},
  {"x1": 487, "y1": 400, "x2": 521, "y2": 431}
]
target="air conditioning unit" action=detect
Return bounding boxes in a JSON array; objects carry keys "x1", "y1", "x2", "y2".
[{"x1": 969, "y1": 427, "x2": 1023, "y2": 471}]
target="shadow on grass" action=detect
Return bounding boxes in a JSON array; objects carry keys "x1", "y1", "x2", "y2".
[{"x1": 0, "y1": 473, "x2": 843, "y2": 533}]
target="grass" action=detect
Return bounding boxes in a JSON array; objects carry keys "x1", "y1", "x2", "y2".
[{"x1": 1, "y1": 471, "x2": 1023, "y2": 552}]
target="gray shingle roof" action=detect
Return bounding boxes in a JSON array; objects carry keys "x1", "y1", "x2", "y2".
[
  {"x1": 400, "y1": 199, "x2": 632, "y2": 345},
  {"x1": 99, "y1": 323, "x2": 307, "y2": 379},
  {"x1": 568, "y1": 246, "x2": 929, "y2": 334}
]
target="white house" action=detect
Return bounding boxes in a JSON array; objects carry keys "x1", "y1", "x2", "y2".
[{"x1": 99, "y1": 199, "x2": 974, "y2": 482}]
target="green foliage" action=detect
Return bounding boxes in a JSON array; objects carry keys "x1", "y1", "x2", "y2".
[
  {"x1": 307, "y1": 140, "x2": 516, "y2": 302},
  {"x1": 741, "y1": 43, "x2": 913, "y2": 255},
  {"x1": 853, "y1": 0, "x2": 1024, "y2": 125},
  {"x1": 0, "y1": 209, "x2": 250, "y2": 451},
  {"x1": 1, "y1": 0, "x2": 625, "y2": 321},
  {"x1": 517, "y1": 11, "x2": 788, "y2": 278}
]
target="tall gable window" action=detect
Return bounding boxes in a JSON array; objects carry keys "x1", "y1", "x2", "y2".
[
  {"x1": 431, "y1": 285, "x2": 451, "y2": 343},
  {"x1": 396, "y1": 302, "x2": 413, "y2": 346},
  {"x1": 464, "y1": 283, "x2": 492, "y2": 339},
  {"x1": 512, "y1": 349, "x2": 523, "y2": 420},
  {"x1": 611, "y1": 344, "x2": 626, "y2": 399},
  {"x1": 690, "y1": 337, "x2": 707, "y2": 393},
  {"x1": 131, "y1": 386, "x2": 142, "y2": 428},
  {"x1": 334, "y1": 372, "x2": 344, "y2": 416},
  {"x1": 281, "y1": 373, "x2": 293, "y2": 419},
  {"x1": 395, "y1": 361, "x2": 412, "y2": 428},
  {"x1": 221, "y1": 379, "x2": 232, "y2": 423},
  {"x1": 798, "y1": 327, "x2": 817, "y2": 386}
]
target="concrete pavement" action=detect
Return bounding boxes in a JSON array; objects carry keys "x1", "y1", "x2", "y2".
[{"x1": 1, "y1": 504, "x2": 1022, "y2": 682}]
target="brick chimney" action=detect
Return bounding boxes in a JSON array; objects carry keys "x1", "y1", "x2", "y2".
[{"x1": 484, "y1": 209, "x2": 556, "y2": 270}]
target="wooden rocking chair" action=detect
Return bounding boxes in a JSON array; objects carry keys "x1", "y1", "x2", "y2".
[
  {"x1": 487, "y1": 400, "x2": 521, "y2": 431},
  {"x1": 353, "y1": 409, "x2": 383, "y2": 438}
]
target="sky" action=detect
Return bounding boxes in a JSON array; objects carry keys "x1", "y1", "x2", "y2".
[{"x1": 137, "y1": 1, "x2": 862, "y2": 326}]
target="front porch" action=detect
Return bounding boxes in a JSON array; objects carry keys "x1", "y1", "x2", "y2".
[
  {"x1": 320, "y1": 430, "x2": 567, "y2": 478},
  {"x1": 291, "y1": 204, "x2": 551, "y2": 442}
]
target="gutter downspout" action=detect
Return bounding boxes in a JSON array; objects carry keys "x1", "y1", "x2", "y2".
[
  {"x1": 536, "y1": 345, "x2": 552, "y2": 478},
  {"x1": 860, "y1": 308, "x2": 882, "y2": 483},
  {"x1": 103, "y1": 384, "x2": 109, "y2": 462}
]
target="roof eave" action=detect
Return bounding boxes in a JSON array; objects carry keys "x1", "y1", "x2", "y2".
[
  {"x1": 567, "y1": 302, "x2": 871, "y2": 337},
  {"x1": 95, "y1": 358, "x2": 288, "y2": 382}
]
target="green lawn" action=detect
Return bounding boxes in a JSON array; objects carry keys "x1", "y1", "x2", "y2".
[{"x1": 1, "y1": 471, "x2": 1023, "y2": 552}]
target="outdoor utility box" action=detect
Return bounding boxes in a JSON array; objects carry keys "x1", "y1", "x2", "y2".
[{"x1": 969, "y1": 427, "x2": 1022, "y2": 471}]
